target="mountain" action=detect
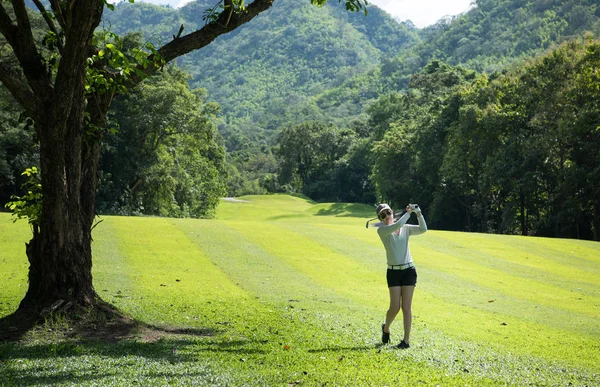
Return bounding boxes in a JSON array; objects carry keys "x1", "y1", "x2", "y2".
[
  {"x1": 102, "y1": 0, "x2": 419, "y2": 150},
  {"x1": 102, "y1": 0, "x2": 600, "y2": 153},
  {"x1": 314, "y1": 0, "x2": 600, "y2": 126}
]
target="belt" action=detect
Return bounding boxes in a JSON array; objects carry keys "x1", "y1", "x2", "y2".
[{"x1": 388, "y1": 263, "x2": 414, "y2": 270}]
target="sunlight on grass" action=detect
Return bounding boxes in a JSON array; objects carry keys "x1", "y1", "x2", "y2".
[
  {"x1": 1, "y1": 196, "x2": 599, "y2": 386},
  {"x1": 0, "y1": 214, "x2": 29, "y2": 316}
]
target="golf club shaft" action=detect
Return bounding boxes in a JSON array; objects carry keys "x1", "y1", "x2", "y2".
[
  {"x1": 366, "y1": 212, "x2": 406, "y2": 228},
  {"x1": 365, "y1": 217, "x2": 378, "y2": 228}
]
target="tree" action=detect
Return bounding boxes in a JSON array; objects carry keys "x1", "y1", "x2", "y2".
[
  {"x1": 98, "y1": 65, "x2": 226, "y2": 218},
  {"x1": 276, "y1": 121, "x2": 356, "y2": 200},
  {"x1": 370, "y1": 61, "x2": 477, "y2": 228},
  {"x1": 0, "y1": 0, "x2": 367, "y2": 319}
]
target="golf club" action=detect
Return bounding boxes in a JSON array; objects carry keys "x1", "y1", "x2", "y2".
[
  {"x1": 365, "y1": 216, "x2": 379, "y2": 228},
  {"x1": 365, "y1": 212, "x2": 404, "y2": 228},
  {"x1": 365, "y1": 205, "x2": 419, "y2": 228}
]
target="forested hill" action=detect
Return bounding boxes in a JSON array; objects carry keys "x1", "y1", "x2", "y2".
[
  {"x1": 317, "y1": 0, "x2": 600, "y2": 124},
  {"x1": 103, "y1": 0, "x2": 600, "y2": 152},
  {"x1": 416, "y1": 0, "x2": 600, "y2": 72},
  {"x1": 102, "y1": 0, "x2": 419, "y2": 149}
]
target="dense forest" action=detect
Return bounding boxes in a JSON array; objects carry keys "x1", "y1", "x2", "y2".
[{"x1": 1, "y1": 0, "x2": 599, "y2": 240}]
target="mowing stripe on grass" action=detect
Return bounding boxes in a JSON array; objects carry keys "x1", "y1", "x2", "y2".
[
  {"x1": 280, "y1": 222, "x2": 600, "y2": 335},
  {"x1": 417, "y1": 232, "x2": 596, "y2": 295},
  {"x1": 171, "y1": 219, "x2": 360, "y2": 305},
  {"x1": 171, "y1": 218, "x2": 393, "y2": 346},
  {"x1": 167, "y1": 219, "x2": 512, "y2": 387},
  {"x1": 409, "y1": 280, "x2": 600, "y2": 370},
  {"x1": 417, "y1": 264, "x2": 600, "y2": 336},
  {"x1": 199, "y1": 218, "x2": 600, "y2": 371},
  {"x1": 433, "y1": 231, "x2": 600, "y2": 285},
  {"x1": 278, "y1": 223, "x2": 389, "y2": 272},
  {"x1": 103, "y1": 216, "x2": 271, "y2": 330},
  {"x1": 526, "y1": 236, "x2": 600, "y2": 265},
  {"x1": 222, "y1": 220, "x2": 389, "y2": 310},
  {"x1": 91, "y1": 217, "x2": 138, "y2": 304},
  {"x1": 494, "y1": 234, "x2": 600, "y2": 273},
  {"x1": 170, "y1": 219, "x2": 535, "y2": 387},
  {"x1": 413, "y1": 244, "x2": 600, "y2": 318},
  {"x1": 0, "y1": 214, "x2": 30, "y2": 316},
  {"x1": 272, "y1": 219, "x2": 599, "y2": 370}
]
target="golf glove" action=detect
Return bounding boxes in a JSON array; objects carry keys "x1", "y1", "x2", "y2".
[{"x1": 411, "y1": 204, "x2": 421, "y2": 214}]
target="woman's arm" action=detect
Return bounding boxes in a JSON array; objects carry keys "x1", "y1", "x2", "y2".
[
  {"x1": 377, "y1": 212, "x2": 411, "y2": 237},
  {"x1": 408, "y1": 212, "x2": 427, "y2": 235}
]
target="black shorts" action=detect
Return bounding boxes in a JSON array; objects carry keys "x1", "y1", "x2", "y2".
[{"x1": 386, "y1": 267, "x2": 417, "y2": 287}]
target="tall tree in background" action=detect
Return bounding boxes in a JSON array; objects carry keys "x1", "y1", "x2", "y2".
[
  {"x1": 0, "y1": 0, "x2": 367, "y2": 318},
  {"x1": 369, "y1": 39, "x2": 600, "y2": 240},
  {"x1": 99, "y1": 65, "x2": 226, "y2": 218},
  {"x1": 276, "y1": 121, "x2": 357, "y2": 201},
  {"x1": 371, "y1": 61, "x2": 476, "y2": 225}
]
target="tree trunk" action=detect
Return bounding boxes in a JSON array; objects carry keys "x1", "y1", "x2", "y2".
[
  {"x1": 17, "y1": 0, "x2": 106, "y2": 311},
  {"x1": 0, "y1": 0, "x2": 275, "y2": 316},
  {"x1": 19, "y1": 91, "x2": 111, "y2": 314},
  {"x1": 20, "y1": 116, "x2": 94, "y2": 310},
  {"x1": 593, "y1": 202, "x2": 599, "y2": 242},
  {"x1": 520, "y1": 192, "x2": 528, "y2": 236}
]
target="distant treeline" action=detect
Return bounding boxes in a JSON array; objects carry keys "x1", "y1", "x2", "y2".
[
  {"x1": 274, "y1": 39, "x2": 600, "y2": 240},
  {"x1": 1, "y1": 0, "x2": 599, "y2": 240}
]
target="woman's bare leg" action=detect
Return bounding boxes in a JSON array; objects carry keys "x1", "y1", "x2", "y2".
[
  {"x1": 384, "y1": 286, "x2": 401, "y2": 332},
  {"x1": 400, "y1": 285, "x2": 415, "y2": 344}
]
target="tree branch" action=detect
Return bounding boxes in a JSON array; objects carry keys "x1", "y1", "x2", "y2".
[
  {"x1": 32, "y1": 0, "x2": 64, "y2": 54},
  {"x1": 49, "y1": 0, "x2": 67, "y2": 31},
  {"x1": 11, "y1": 0, "x2": 37, "y2": 50},
  {"x1": 224, "y1": 0, "x2": 234, "y2": 26},
  {"x1": 122, "y1": 0, "x2": 274, "y2": 89},
  {"x1": 0, "y1": 4, "x2": 17, "y2": 45},
  {"x1": 0, "y1": 60, "x2": 39, "y2": 117},
  {"x1": 159, "y1": 0, "x2": 274, "y2": 63},
  {"x1": 1, "y1": 1, "x2": 53, "y2": 100}
]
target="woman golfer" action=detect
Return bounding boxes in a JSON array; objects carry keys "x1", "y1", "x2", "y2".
[{"x1": 376, "y1": 203, "x2": 427, "y2": 349}]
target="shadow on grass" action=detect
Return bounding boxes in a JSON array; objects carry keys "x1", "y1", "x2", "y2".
[
  {"x1": 0, "y1": 344, "x2": 217, "y2": 386},
  {"x1": 0, "y1": 300, "x2": 272, "y2": 385},
  {"x1": 0, "y1": 308, "x2": 41, "y2": 342},
  {"x1": 0, "y1": 336, "x2": 268, "y2": 385},
  {"x1": 264, "y1": 203, "x2": 372, "y2": 222},
  {"x1": 287, "y1": 193, "x2": 317, "y2": 204},
  {"x1": 0, "y1": 300, "x2": 214, "y2": 344},
  {"x1": 308, "y1": 343, "x2": 385, "y2": 353},
  {"x1": 0, "y1": 338, "x2": 266, "y2": 361},
  {"x1": 313, "y1": 203, "x2": 373, "y2": 218}
]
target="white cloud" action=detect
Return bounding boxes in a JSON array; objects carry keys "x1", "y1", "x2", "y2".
[{"x1": 368, "y1": 0, "x2": 473, "y2": 27}]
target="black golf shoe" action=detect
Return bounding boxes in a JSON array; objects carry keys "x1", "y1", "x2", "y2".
[
  {"x1": 381, "y1": 324, "x2": 390, "y2": 344},
  {"x1": 397, "y1": 340, "x2": 410, "y2": 349}
]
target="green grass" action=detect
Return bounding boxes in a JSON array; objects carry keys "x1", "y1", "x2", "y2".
[{"x1": 1, "y1": 194, "x2": 599, "y2": 386}]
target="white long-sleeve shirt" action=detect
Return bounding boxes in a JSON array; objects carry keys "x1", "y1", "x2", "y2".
[{"x1": 377, "y1": 212, "x2": 427, "y2": 266}]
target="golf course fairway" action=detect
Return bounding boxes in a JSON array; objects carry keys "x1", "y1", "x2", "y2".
[{"x1": 1, "y1": 194, "x2": 599, "y2": 386}]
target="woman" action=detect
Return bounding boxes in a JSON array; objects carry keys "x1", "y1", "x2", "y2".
[{"x1": 376, "y1": 203, "x2": 427, "y2": 349}]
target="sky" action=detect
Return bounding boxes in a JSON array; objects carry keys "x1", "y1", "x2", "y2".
[
  {"x1": 369, "y1": 0, "x2": 473, "y2": 27},
  {"x1": 132, "y1": 0, "x2": 474, "y2": 28}
]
